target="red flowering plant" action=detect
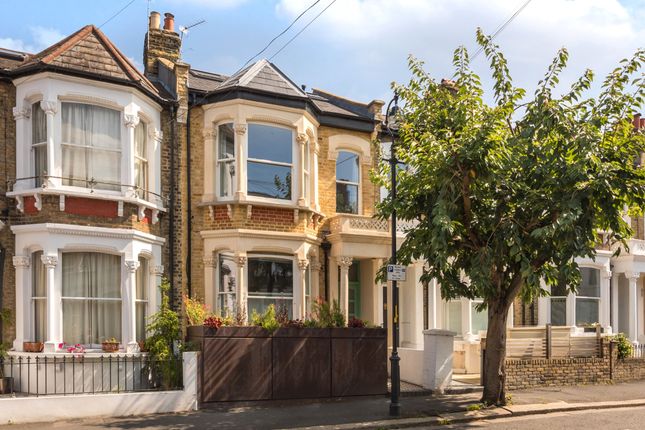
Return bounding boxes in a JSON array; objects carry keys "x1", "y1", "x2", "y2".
[
  {"x1": 204, "y1": 315, "x2": 223, "y2": 329},
  {"x1": 58, "y1": 342, "x2": 86, "y2": 357},
  {"x1": 347, "y1": 317, "x2": 367, "y2": 328}
]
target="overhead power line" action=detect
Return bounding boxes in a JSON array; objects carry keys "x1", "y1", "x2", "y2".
[
  {"x1": 241, "y1": 0, "x2": 322, "y2": 69},
  {"x1": 472, "y1": 0, "x2": 533, "y2": 60},
  {"x1": 99, "y1": 0, "x2": 138, "y2": 29},
  {"x1": 269, "y1": 0, "x2": 338, "y2": 61}
]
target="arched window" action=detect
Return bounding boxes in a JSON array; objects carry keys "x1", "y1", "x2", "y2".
[
  {"x1": 336, "y1": 151, "x2": 359, "y2": 214},
  {"x1": 247, "y1": 124, "x2": 293, "y2": 200}
]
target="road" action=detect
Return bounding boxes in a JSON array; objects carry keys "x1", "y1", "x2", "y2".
[{"x1": 429, "y1": 405, "x2": 645, "y2": 430}]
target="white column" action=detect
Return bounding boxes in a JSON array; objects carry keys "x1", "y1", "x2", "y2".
[
  {"x1": 124, "y1": 114, "x2": 140, "y2": 196},
  {"x1": 40, "y1": 100, "x2": 58, "y2": 187},
  {"x1": 461, "y1": 297, "x2": 473, "y2": 340},
  {"x1": 566, "y1": 291, "x2": 576, "y2": 326},
  {"x1": 203, "y1": 254, "x2": 217, "y2": 311},
  {"x1": 12, "y1": 256, "x2": 31, "y2": 351},
  {"x1": 235, "y1": 254, "x2": 247, "y2": 318},
  {"x1": 313, "y1": 140, "x2": 320, "y2": 211},
  {"x1": 627, "y1": 271, "x2": 640, "y2": 343},
  {"x1": 373, "y1": 258, "x2": 384, "y2": 326},
  {"x1": 337, "y1": 256, "x2": 353, "y2": 318},
  {"x1": 297, "y1": 133, "x2": 307, "y2": 207},
  {"x1": 12, "y1": 106, "x2": 30, "y2": 190},
  {"x1": 234, "y1": 123, "x2": 247, "y2": 200},
  {"x1": 611, "y1": 272, "x2": 619, "y2": 332},
  {"x1": 41, "y1": 254, "x2": 59, "y2": 353},
  {"x1": 600, "y1": 270, "x2": 612, "y2": 332},
  {"x1": 538, "y1": 282, "x2": 550, "y2": 325},
  {"x1": 124, "y1": 260, "x2": 140, "y2": 353},
  {"x1": 296, "y1": 259, "x2": 309, "y2": 319},
  {"x1": 428, "y1": 278, "x2": 438, "y2": 329}
]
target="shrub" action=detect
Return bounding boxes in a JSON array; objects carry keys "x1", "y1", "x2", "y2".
[
  {"x1": 282, "y1": 319, "x2": 305, "y2": 328},
  {"x1": 184, "y1": 294, "x2": 209, "y2": 326},
  {"x1": 251, "y1": 304, "x2": 280, "y2": 333},
  {"x1": 613, "y1": 333, "x2": 633, "y2": 359},
  {"x1": 311, "y1": 298, "x2": 346, "y2": 328},
  {"x1": 204, "y1": 315, "x2": 223, "y2": 329}
]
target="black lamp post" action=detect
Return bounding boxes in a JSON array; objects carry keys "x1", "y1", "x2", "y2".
[{"x1": 384, "y1": 92, "x2": 401, "y2": 417}]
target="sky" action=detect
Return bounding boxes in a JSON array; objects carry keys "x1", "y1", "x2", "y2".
[{"x1": 0, "y1": 0, "x2": 643, "y2": 105}]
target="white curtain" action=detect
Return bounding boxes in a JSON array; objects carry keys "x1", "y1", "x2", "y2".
[
  {"x1": 61, "y1": 103, "x2": 121, "y2": 191},
  {"x1": 32, "y1": 103, "x2": 47, "y2": 187},
  {"x1": 134, "y1": 122, "x2": 148, "y2": 196},
  {"x1": 135, "y1": 257, "x2": 148, "y2": 342},
  {"x1": 31, "y1": 251, "x2": 47, "y2": 342},
  {"x1": 62, "y1": 253, "x2": 121, "y2": 346}
]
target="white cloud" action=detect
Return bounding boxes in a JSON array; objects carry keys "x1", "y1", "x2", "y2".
[
  {"x1": 275, "y1": 0, "x2": 645, "y2": 102},
  {"x1": 0, "y1": 26, "x2": 64, "y2": 54}
]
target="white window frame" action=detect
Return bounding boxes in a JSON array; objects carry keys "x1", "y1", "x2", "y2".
[
  {"x1": 135, "y1": 255, "x2": 149, "y2": 343},
  {"x1": 246, "y1": 253, "x2": 295, "y2": 317},
  {"x1": 216, "y1": 122, "x2": 236, "y2": 200},
  {"x1": 31, "y1": 250, "x2": 46, "y2": 343},
  {"x1": 335, "y1": 150, "x2": 361, "y2": 214},
  {"x1": 134, "y1": 121, "x2": 149, "y2": 200},
  {"x1": 216, "y1": 252, "x2": 238, "y2": 316},
  {"x1": 31, "y1": 101, "x2": 47, "y2": 188},
  {"x1": 303, "y1": 137, "x2": 310, "y2": 203},
  {"x1": 60, "y1": 251, "x2": 122, "y2": 348},
  {"x1": 246, "y1": 122, "x2": 296, "y2": 204},
  {"x1": 59, "y1": 101, "x2": 123, "y2": 193},
  {"x1": 575, "y1": 267, "x2": 601, "y2": 326}
]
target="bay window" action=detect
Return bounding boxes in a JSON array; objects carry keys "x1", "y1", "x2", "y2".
[
  {"x1": 471, "y1": 300, "x2": 488, "y2": 334},
  {"x1": 217, "y1": 253, "x2": 237, "y2": 316},
  {"x1": 62, "y1": 252, "x2": 121, "y2": 346},
  {"x1": 247, "y1": 256, "x2": 293, "y2": 318},
  {"x1": 32, "y1": 251, "x2": 46, "y2": 343},
  {"x1": 217, "y1": 123, "x2": 235, "y2": 198},
  {"x1": 445, "y1": 300, "x2": 462, "y2": 335},
  {"x1": 336, "y1": 151, "x2": 359, "y2": 214},
  {"x1": 134, "y1": 121, "x2": 148, "y2": 198},
  {"x1": 576, "y1": 267, "x2": 600, "y2": 325},
  {"x1": 135, "y1": 256, "x2": 149, "y2": 342},
  {"x1": 247, "y1": 124, "x2": 293, "y2": 200},
  {"x1": 61, "y1": 102, "x2": 121, "y2": 191},
  {"x1": 32, "y1": 102, "x2": 47, "y2": 187}
]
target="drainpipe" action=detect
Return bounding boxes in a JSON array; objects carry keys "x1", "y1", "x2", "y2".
[{"x1": 186, "y1": 94, "x2": 193, "y2": 299}]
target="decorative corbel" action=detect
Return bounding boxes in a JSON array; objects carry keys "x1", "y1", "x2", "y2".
[
  {"x1": 208, "y1": 205, "x2": 214, "y2": 221},
  {"x1": 227, "y1": 204, "x2": 233, "y2": 220},
  {"x1": 33, "y1": 193, "x2": 42, "y2": 211},
  {"x1": 151, "y1": 209, "x2": 160, "y2": 224},
  {"x1": 15, "y1": 195, "x2": 24, "y2": 213},
  {"x1": 293, "y1": 209, "x2": 299, "y2": 224},
  {"x1": 117, "y1": 201, "x2": 124, "y2": 217},
  {"x1": 137, "y1": 205, "x2": 146, "y2": 221},
  {"x1": 247, "y1": 204, "x2": 252, "y2": 219}
]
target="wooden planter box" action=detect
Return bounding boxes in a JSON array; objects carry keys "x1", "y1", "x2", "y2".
[{"x1": 188, "y1": 326, "x2": 387, "y2": 403}]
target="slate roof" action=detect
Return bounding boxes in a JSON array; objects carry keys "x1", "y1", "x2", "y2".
[
  {"x1": 0, "y1": 48, "x2": 29, "y2": 72},
  {"x1": 0, "y1": 25, "x2": 162, "y2": 101},
  {"x1": 214, "y1": 59, "x2": 307, "y2": 98},
  {"x1": 188, "y1": 68, "x2": 228, "y2": 93}
]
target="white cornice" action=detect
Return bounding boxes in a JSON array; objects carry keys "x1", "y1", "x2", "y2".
[
  {"x1": 11, "y1": 223, "x2": 166, "y2": 245},
  {"x1": 200, "y1": 228, "x2": 319, "y2": 243}
]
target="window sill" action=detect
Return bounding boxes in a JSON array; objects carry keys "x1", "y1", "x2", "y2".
[
  {"x1": 8, "y1": 186, "x2": 166, "y2": 223},
  {"x1": 199, "y1": 198, "x2": 324, "y2": 222},
  {"x1": 8, "y1": 350, "x2": 147, "y2": 358}
]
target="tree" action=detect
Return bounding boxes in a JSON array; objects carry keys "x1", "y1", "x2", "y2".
[{"x1": 376, "y1": 29, "x2": 645, "y2": 405}]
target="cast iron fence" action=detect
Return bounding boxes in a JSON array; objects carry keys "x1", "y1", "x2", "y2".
[{"x1": 0, "y1": 354, "x2": 182, "y2": 396}]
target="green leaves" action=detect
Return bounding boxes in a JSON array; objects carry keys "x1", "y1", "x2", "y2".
[{"x1": 377, "y1": 30, "x2": 645, "y2": 309}]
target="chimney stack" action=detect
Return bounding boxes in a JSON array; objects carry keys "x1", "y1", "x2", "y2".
[
  {"x1": 149, "y1": 11, "x2": 160, "y2": 30},
  {"x1": 163, "y1": 13, "x2": 175, "y2": 32}
]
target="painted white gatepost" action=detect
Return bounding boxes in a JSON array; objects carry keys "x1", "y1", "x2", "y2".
[{"x1": 422, "y1": 329, "x2": 456, "y2": 392}]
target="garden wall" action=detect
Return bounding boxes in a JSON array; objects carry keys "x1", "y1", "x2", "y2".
[
  {"x1": 504, "y1": 340, "x2": 645, "y2": 390},
  {"x1": 187, "y1": 326, "x2": 387, "y2": 402}
]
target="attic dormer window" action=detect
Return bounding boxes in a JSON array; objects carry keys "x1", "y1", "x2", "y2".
[
  {"x1": 247, "y1": 123, "x2": 293, "y2": 200},
  {"x1": 61, "y1": 103, "x2": 121, "y2": 191}
]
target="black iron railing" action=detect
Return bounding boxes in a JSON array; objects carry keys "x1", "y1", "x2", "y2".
[{"x1": 0, "y1": 354, "x2": 182, "y2": 396}]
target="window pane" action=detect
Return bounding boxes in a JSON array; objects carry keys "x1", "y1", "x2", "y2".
[
  {"x1": 471, "y1": 302, "x2": 488, "y2": 334},
  {"x1": 136, "y1": 302, "x2": 146, "y2": 342},
  {"x1": 336, "y1": 151, "x2": 359, "y2": 183},
  {"x1": 34, "y1": 145, "x2": 47, "y2": 186},
  {"x1": 218, "y1": 123, "x2": 235, "y2": 160},
  {"x1": 446, "y1": 301, "x2": 462, "y2": 334},
  {"x1": 32, "y1": 102, "x2": 47, "y2": 143},
  {"x1": 248, "y1": 257, "x2": 293, "y2": 296},
  {"x1": 219, "y1": 160, "x2": 235, "y2": 197},
  {"x1": 32, "y1": 251, "x2": 46, "y2": 297},
  {"x1": 336, "y1": 182, "x2": 358, "y2": 214},
  {"x1": 576, "y1": 298, "x2": 599, "y2": 325},
  {"x1": 247, "y1": 297, "x2": 292, "y2": 320},
  {"x1": 551, "y1": 298, "x2": 567, "y2": 325},
  {"x1": 248, "y1": 161, "x2": 291, "y2": 199},
  {"x1": 218, "y1": 254, "x2": 237, "y2": 316},
  {"x1": 248, "y1": 124, "x2": 292, "y2": 163},
  {"x1": 136, "y1": 257, "x2": 148, "y2": 300},
  {"x1": 34, "y1": 299, "x2": 46, "y2": 343},
  {"x1": 578, "y1": 268, "x2": 600, "y2": 297},
  {"x1": 62, "y1": 253, "x2": 121, "y2": 298},
  {"x1": 135, "y1": 122, "x2": 146, "y2": 158}
]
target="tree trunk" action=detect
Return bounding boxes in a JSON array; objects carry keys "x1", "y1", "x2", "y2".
[{"x1": 481, "y1": 296, "x2": 511, "y2": 405}]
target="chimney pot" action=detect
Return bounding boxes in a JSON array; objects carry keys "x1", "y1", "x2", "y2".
[
  {"x1": 163, "y1": 13, "x2": 175, "y2": 32},
  {"x1": 149, "y1": 11, "x2": 160, "y2": 30}
]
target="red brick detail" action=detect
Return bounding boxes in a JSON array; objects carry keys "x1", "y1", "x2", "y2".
[
  {"x1": 23, "y1": 196, "x2": 38, "y2": 214},
  {"x1": 65, "y1": 197, "x2": 118, "y2": 217}
]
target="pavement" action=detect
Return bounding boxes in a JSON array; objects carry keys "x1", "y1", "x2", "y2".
[{"x1": 5, "y1": 381, "x2": 645, "y2": 429}]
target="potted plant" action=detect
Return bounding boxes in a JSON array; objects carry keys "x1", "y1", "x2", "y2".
[
  {"x1": 23, "y1": 341, "x2": 44, "y2": 353},
  {"x1": 101, "y1": 337, "x2": 120, "y2": 353},
  {"x1": 0, "y1": 309, "x2": 13, "y2": 394}
]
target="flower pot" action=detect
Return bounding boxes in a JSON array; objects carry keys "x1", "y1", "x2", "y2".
[
  {"x1": 0, "y1": 377, "x2": 13, "y2": 395},
  {"x1": 138, "y1": 340, "x2": 147, "y2": 352},
  {"x1": 101, "y1": 342, "x2": 120, "y2": 353},
  {"x1": 23, "y1": 341, "x2": 44, "y2": 353}
]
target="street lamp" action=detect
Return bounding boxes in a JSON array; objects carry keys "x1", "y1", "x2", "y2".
[{"x1": 384, "y1": 92, "x2": 401, "y2": 417}]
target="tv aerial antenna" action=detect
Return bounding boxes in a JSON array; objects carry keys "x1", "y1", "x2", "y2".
[{"x1": 179, "y1": 19, "x2": 206, "y2": 42}]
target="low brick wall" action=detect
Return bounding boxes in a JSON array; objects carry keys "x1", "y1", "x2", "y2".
[{"x1": 504, "y1": 340, "x2": 645, "y2": 390}]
